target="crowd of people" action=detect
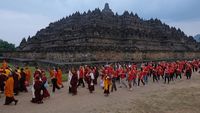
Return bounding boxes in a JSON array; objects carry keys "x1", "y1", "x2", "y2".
[{"x1": 0, "y1": 59, "x2": 199, "y2": 105}]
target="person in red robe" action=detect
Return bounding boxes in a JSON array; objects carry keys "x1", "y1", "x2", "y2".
[
  {"x1": 4, "y1": 74, "x2": 18, "y2": 105},
  {"x1": 19, "y1": 68, "x2": 28, "y2": 92},
  {"x1": 128, "y1": 68, "x2": 134, "y2": 90},
  {"x1": 93, "y1": 66, "x2": 99, "y2": 85},
  {"x1": 87, "y1": 68, "x2": 95, "y2": 93},
  {"x1": 143, "y1": 66, "x2": 148, "y2": 83},
  {"x1": 41, "y1": 71, "x2": 50, "y2": 98},
  {"x1": 56, "y1": 68, "x2": 64, "y2": 88},
  {"x1": 176, "y1": 66, "x2": 182, "y2": 79},
  {"x1": 84, "y1": 66, "x2": 90, "y2": 87},
  {"x1": 119, "y1": 67, "x2": 127, "y2": 88},
  {"x1": 111, "y1": 69, "x2": 117, "y2": 92},
  {"x1": 77, "y1": 66, "x2": 85, "y2": 88},
  {"x1": 132, "y1": 68, "x2": 137, "y2": 86},
  {"x1": 169, "y1": 66, "x2": 175, "y2": 81},
  {"x1": 31, "y1": 76, "x2": 43, "y2": 104},
  {"x1": 13, "y1": 69, "x2": 20, "y2": 95},
  {"x1": 0, "y1": 69, "x2": 7, "y2": 93},
  {"x1": 70, "y1": 68, "x2": 78, "y2": 95},
  {"x1": 138, "y1": 69, "x2": 145, "y2": 86},
  {"x1": 152, "y1": 67, "x2": 158, "y2": 82},
  {"x1": 164, "y1": 67, "x2": 170, "y2": 84},
  {"x1": 158, "y1": 66, "x2": 164, "y2": 79},
  {"x1": 185, "y1": 64, "x2": 192, "y2": 79},
  {"x1": 50, "y1": 68, "x2": 60, "y2": 93},
  {"x1": 34, "y1": 67, "x2": 41, "y2": 78}
]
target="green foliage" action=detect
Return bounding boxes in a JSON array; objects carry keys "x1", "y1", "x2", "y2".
[{"x1": 0, "y1": 39, "x2": 16, "y2": 51}]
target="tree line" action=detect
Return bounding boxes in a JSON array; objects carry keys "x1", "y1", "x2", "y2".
[{"x1": 0, "y1": 39, "x2": 16, "y2": 51}]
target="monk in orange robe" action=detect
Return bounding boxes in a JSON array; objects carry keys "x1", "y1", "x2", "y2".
[
  {"x1": 25, "y1": 67, "x2": 31, "y2": 86},
  {"x1": 57, "y1": 68, "x2": 64, "y2": 88},
  {"x1": 4, "y1": 74, "x2": 18, "y2": 105},
  {"x1": 50, "y1": 68, "x2": 60, "y2": 92},
  {"x1": 49, "y1": 68, "x2": 54, "y2": 79}
]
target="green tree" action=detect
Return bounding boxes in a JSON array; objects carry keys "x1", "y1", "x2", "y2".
[{"x1": 0, "y1": 39, "x2": 16, "y2": 51}]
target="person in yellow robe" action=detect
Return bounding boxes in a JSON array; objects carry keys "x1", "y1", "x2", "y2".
[
  {"x1": 104, "y1": 74, "x2": 111, "y2": 96},
  {"x1": 4, "y1": 74, "x2": 18, "y2": 105},
  {"x1": 25, "y1": 67, "x2": 31, "y2": 86},
  {"x1": 5, "y1": 68, "x2": 11, "y2": 77},
  {"x1": 57, "y1": 68, "x2": 64, "y2": 88}
]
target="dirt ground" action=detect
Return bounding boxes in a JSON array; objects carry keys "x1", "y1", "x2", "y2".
[{"x1": 0, "y1": 72, "x2": 200, "y2": 113}]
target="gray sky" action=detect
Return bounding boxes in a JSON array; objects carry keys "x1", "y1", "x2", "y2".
[{"x1": 0, "y1": 0, "x2": 200, "y2": 46}]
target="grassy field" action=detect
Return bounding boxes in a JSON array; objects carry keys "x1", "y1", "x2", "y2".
[{"x1": 0, "y1": 63, "x2": 68, "y2": 82}]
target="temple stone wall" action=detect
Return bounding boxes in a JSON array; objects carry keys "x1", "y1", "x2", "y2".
[{"x1": 2, "y1": 51, "x2": 200, "y2": 63}]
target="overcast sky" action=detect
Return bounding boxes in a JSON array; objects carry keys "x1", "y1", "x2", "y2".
[{"x1": 0, "y1": 0, "x2": 200, "y2": 46}]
